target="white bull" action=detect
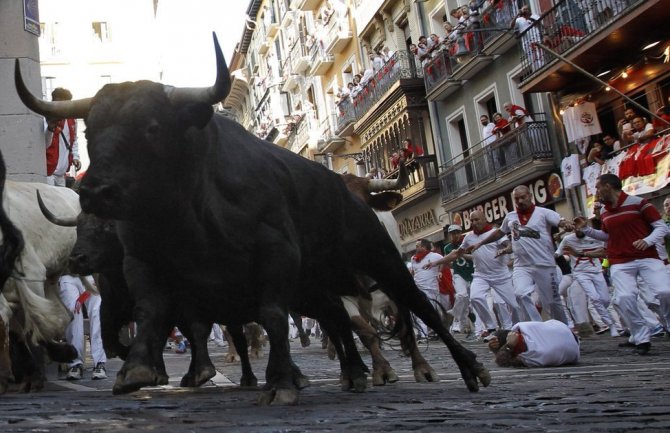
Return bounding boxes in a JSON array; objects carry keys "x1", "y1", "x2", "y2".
[{"x1": 0, "y1": 181, "x2": 80, "y2": 392}]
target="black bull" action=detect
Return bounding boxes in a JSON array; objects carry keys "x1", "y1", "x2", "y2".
[{"x1": 15, "y1": 33, "x2": 489, "y2": 403}]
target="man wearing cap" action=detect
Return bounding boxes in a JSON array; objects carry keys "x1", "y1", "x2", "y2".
[
  {"x1": 442, "y1": 224, "x2": 476, "y2": 338},
  {"x1": 470, "y1": 185, "x2": 573, "y2": 324},
  {"x1": 409, "y1": 238, "x2": 444, "y2": 339},
  {"x1": 426, "y1": 210, "x2": 521, "y2": 335},
  {"x1": 45, "y1": 87, "x2": 81, "y2": 186}
]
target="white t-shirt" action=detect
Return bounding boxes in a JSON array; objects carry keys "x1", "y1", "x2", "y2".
[
  {"x1": 633, "y1": 122, "x2": 655, "y2": 144},
  {"x1": 482, "y1": 122, "x2": 496, "y2": 146},
  {"x1": 515, "y1": 320, "x2": 580, "y2": 367},
  {"x1": 460, "y1": 229, "x2": 511, "y2": 280},
  {"x1": 561, "y1": 154, "x2": 581, "y2": 189},
  {"x1": 556, "y1": 233, "x2": 605, "y2": 273},
  {"x1": 582, "y1": 163, "x2": 602, "y2": 196},
  {"x1": 410, "y1": 252, "x2": 443, "y2": 293},
  {"x1": 500, "y1": 206, "x2": 562, "y2": 268}
]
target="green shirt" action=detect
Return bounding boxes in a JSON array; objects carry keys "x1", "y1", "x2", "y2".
[{"x1": 444, "y1": 242, "x2": 474, "y2": 282}]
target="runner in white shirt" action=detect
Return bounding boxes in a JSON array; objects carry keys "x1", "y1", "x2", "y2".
[
  {"x1": 426, "y1": 210, "x2": 521, "y2": 332},
  {"x1": 487, "y1": 319, "x2": 580, "y2": 367},
  {"x1": 409, "y1": 238, "x2": 444, "y2": 337},
  {"x1": 556, "y1": 230, "x2": 619, "y2": 337},
  {"x1": 469, "y1": 185, "x2": 574, "y2": 324}
]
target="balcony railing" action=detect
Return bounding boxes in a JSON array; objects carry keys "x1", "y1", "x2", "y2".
[
  {"x1": 519, "y1": 0, "x2": 638, "y2": 79},
  {"x1": 423, "y1": 0, "x2": 519, "y2": 93},
  {"x1": 438, "y1": 115, "x2": 552, "y2": 203},
  {"x1": 384, "y1": 155, "x2": 440, "y2": 196},
  {"x1": 335, "y1": 50, "x2": 423, "y2": 134}
]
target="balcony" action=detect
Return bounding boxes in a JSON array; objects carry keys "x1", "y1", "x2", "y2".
[
  {"x1": 324, "y1": 12, "x2": 352, "y2": 55},
  {"x1": 438, "y1": 115, "x2": 554, "y2": 204},
  {"x1": 317, "y1": 114, "x2": 345, "y2": 153},
  {"x1": 335, "y1": 50, "x2": 424, "y2": 134},
  {"x1": 309, "y1": 40, "x2": 334, "y2": 76},
  {"x1": 386, "y1": 156, "x2": 441, "y2": 209},
  {"x1": 423, "y1": 37, "x2": 495, "y2": 101},
  {"x1": 518, "y1": 0, "x2": 669, "y2": 93}
]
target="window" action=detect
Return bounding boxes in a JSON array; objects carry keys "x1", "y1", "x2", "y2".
[{"x1": 92, "y1": 22, "x2": 111, "y2": 43}]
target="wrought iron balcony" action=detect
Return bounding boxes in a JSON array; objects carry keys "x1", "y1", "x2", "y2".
[
  {"x1": 335, "y1": 50, "x2": 423, "y2": 134},
  {"x1": 383, "y1": 156, "x2": 440, "y2": 205},
  {"x1": 518, "y1": 0, "x2": 641, "y2": 86},
  {"x1": 438, "y1": 115, "x2": 553, "y2": 204},
  {"x1": 423, "y1": 0, "x2": 519, "y2": 98}
]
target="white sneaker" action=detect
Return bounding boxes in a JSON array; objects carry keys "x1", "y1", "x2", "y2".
[
  {"x1": 92, "y1": 362, "x2": 107, "y2": 380},
  {"x1": 66, "y1": 364, "x2": 83, "y2": 380}
]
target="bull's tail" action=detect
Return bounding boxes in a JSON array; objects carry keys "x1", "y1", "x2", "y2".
[
  {"x1": 0, "y1": 150, "x2": 24, "y2": 292},
  {"x1": 13, "y1": 279, "x2": 70, "y2": 344}
]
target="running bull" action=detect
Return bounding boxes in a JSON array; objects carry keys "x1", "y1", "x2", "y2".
[{"x1": 15, "y1": 33, "x2": 490, "y2": 403}]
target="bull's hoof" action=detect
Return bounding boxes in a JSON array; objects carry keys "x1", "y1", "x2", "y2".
[
  {"x1": 413, "y1": 364, "x2": 440, "y2": 383},
  {"x1": 224, "y1": 353, "x2": 240, "y2": 363},
  {"x1": 249, "y1": 348, "x2": 263, "y2": 359},
  {"x1": 293, "y1": 373, "x2": 310, "y2": 390},
  {"x1": 28, "y1": 376, "x2": 45, "y2": 393},
  {"x1": 112, "y1": 365, "x2": 156, "y2": 395},
  {"x1": 240, "y1": 374, "x2": 258, "y2": 387},
  {"x1": 157, "y1": 372, "x2": 169, "y2": 386},
  {"x1": 340, "y1": 373, "x2": 368, "y2": 392},
  {"x1": 327, "y1": 344, "x2": 337, "y2": 360},
  {"x1": 299, "y1": 335, "x2": 311, "y2": 348},
  {"x1": 475, "y1": 364, "x2": 491, "y2": 388},
  {"x1": 372, "y1": 365, "x2": 399, "y2": 386},
  {"x1": 257, "y1": 387, "x2": 299, "y2": 406},
  {"x1": 180, "y1": 365, "x2": 216, "y2": 387},
  {"x1": 0, "y1": 379, "x2": 8, "y2": 395}
]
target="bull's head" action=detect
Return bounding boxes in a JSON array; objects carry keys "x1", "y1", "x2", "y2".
[
  {"x1": 342, "y1": 159, "x2": 409, "y2": 212},
  {"x1": 15, "y1": 33, "x2": 231, "y2": 220},
  {"x1": 37, "y1": 191, "x2": 123, "y2": 274}
]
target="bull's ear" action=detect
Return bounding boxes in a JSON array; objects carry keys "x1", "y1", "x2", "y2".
[
  {"x1": 368, "y1": 192, "x2": 403, "y2": 211},
  {"x1": 177, "y1": 102, "x2": 214, "y2": 129}
]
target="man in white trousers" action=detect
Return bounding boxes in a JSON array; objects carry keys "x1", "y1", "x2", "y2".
[
  {"x1": 470, "y1": 185, "x2": 573, "y2": 324},
  {"x1": 59, "y1": 275, "x2": 107, "y2": 380},
  {"x1": 557, "y1": 228, "x2": 620, "y2": 337},
  {"x1": 576, "y1": 173, "x2": 670, "y2": 355},
  {"x1": 426, "y1": 210, "x2": 521, "y2": 334}
]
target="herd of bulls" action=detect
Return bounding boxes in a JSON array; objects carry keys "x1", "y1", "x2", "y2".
[{"x1": 0, "y1": 33, "x2": 490, "y2": 404}]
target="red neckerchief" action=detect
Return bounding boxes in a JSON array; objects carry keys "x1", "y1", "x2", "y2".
[
  {"x1": 473, "y1": 223, "x2": 493, "y2": 235},
  {"x1": 412, "y1": 250, "x2": 430, "y2": 262},
  {"x1": 511, "y1": 333, "x2": 527, "y2": 356},
  {"x1": 604, "y1": 191, "x2": 627, "y2": 212},
  {"x1": 516, "y1": 204, "x2": 536, "y2": 225}
]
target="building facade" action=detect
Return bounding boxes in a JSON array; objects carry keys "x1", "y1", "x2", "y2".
[{"x1": 226, "y1": 0, "x2": 670, "y2": 255}]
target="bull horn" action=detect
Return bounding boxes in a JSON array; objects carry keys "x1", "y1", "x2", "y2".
[
  {"x1": 165, "y1": 32, "x2": 231, "y2": 105},
  {"x1": 36, "y1": 191, "x2": 77, "y2": 227},
  {"x1": 15, "y1": 60, "x2": 91, "y2": 119},
  {"x1": 369, "y1": 159, "x2": 409, "y2": 192}
]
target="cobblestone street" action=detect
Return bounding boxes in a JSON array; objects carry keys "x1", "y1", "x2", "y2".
[{"x1": 1, "y1": 333, "x2": 669, "y2": 432}]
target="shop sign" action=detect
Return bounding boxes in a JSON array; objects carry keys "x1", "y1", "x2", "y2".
[
  {"x1": 398, "y1": 209, "x2": 438, "y2": 240},
  {"x1": 450, "y1": 172, "x2": 563, "y2": 231},
  {"x1": 24, "y1": 0, "x2": 40, "y2": 36}
]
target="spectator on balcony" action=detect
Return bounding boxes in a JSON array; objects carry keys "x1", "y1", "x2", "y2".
[
  {"x1": 319, "y1": 1, "x2": 334, "y2": 25},
  {"x1": 492, "y1": 112, "x2": 511, "y2": 137},
  {"x1": 653, "y1": 105, "x2": 670, "y2": 133},
  {"x1": 480, "y1": 115, "x2": 497, "y2": 147},
  {"x1": 359, "y1": 67, "x2": 375, "y2": 89},
  {"x1": 587, "y1": 136, "x2": 619, "y2": 165},
  {"x1": 409, "y1": 43, "x2": 429, "y2": 67},
  {"x1": 427, "y1": 34, "x2": 446, "y2": 57},
  {"x1": 630, "y1": 116, "x2": 656, "y2": 145},
  {"x1": 504, "y1": 102, "x2": 533, "y2": 128},
  {"x1": 402, "y1": 138, "x2": 424, "y2": 160},
  {"x1": 617, "y1": 107, "x2": 637, "y2": 145},
  {"x1": 512, "y1": 5, "x2": 543, "y2": 69},
  {"x1": 382, "y1": 46, "x2": 395, "y2": 62},
  {"x1": 390, "y1": 151, "x2": 401, "y2": 170},
  {"x1": 370, "y1": 52, "x2": 384, "y2": 73}
]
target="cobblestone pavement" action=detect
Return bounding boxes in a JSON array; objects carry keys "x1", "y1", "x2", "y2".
[{"x1": 1, "y1": 333, "x2": 669, "y2": 432}]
